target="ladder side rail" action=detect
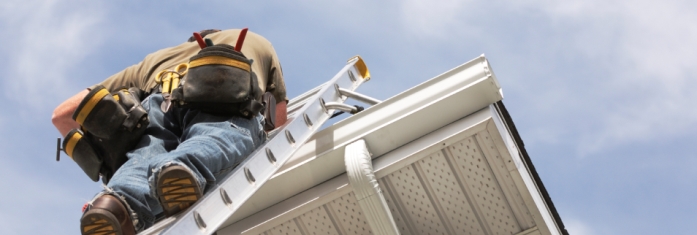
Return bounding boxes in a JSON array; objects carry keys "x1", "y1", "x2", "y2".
[
  {"x1": 268, "y1": 83, "x2": 328, "y2": 142},
  {"x1": 154, "y1": 58, "x2": 370, "y2": 235},
  {"x1": 287, "y1": 81, "x2": 330, "y2": 117}
]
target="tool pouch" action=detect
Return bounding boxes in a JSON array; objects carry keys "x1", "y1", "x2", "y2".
[
  {"x1": 171, "y1": 44, "x2": 263, "y2": 118},
  {"x1": 63, "y1": 129, "x2": 103, "y2": 182},
  {"x1": 73, "y1": 85, "x2": 126, "y2": 139},
  {"x1": 67, "y1": 86, "x2": 150, "y2": 183},
  {"x1": 62, "y1": 127, "x2": 144, "y2": 183},
  {"x1": 113, "y1": 87, "x2": 149, "y2": 132},
  {"x1": 261, "y1": 92, "x2": 276, "y2": 131}
]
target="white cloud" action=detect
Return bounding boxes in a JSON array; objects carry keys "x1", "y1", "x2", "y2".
[
  {"x1": 536, "y1": 0, "x2": 697, "y2": 153},
  {"x1": 0, "y1": 0, "x2": 106, "y2": 110},
  {"x1": 392, "y1": 0, "x2": 697, "y2": 154},
  {"x1": 399, "y1": 0, "x2": 473, "y2": 40}
]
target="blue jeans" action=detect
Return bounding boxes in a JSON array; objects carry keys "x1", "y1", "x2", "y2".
[{"x1": 91, "y1": 94, "x2": 266, "y2": 231}]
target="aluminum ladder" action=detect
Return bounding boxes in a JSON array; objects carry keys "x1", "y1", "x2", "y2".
[{"x1": 142, "y1": 56, "x2": 375, "y2": 235}]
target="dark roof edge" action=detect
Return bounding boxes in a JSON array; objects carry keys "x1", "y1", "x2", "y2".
[{"x1": 494, "y1": 101, "x2": 569, "y2": 235}]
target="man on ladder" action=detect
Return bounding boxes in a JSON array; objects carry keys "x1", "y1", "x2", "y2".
[{"x1": 51, "y1": 28, "x2": 288, "y2": 235}]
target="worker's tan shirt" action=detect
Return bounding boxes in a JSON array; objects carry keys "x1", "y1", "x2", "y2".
[{"x1": 95, "y1": 29, "x2": 287, "y2": 103}]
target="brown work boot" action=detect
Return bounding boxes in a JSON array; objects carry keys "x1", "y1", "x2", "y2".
[
  {"x1": 80, "y1": 195, "x2": 135, "y2": 235},
  {"x1": 156, "y1": 165, "x2": 203, "y2": 216}
]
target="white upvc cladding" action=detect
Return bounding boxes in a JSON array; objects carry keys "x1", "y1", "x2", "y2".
[{"x1": 220, "y1": 106, "x2": 560, "y2": 235}]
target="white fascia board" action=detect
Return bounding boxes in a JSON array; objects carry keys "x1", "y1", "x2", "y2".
[
  {"x1": 488, "y1": 106, "x2": 563, "y2": 235},
  {"x1": 222, "y1": 55, "x2": 503, "y2": 227}
]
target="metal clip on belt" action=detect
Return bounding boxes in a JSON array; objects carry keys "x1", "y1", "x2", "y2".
[{"x1": 155, "y1": 63, "x2": 189, "y2": 112}]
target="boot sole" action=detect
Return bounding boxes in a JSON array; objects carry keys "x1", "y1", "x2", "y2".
[
  {"x1": 157, "y1": 166, "x2": 203, "y2": 216},
  {"x1": 80, "y1": 208, "x2": 123, "y2": 235}
]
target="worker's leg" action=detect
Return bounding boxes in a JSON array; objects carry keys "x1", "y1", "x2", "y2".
[
  {"x1": 89, "y1": 95, "x2": 266, "y2": 231},
  {"x1": 148, "y1": 110, "x2": 266, "y2": 194},
  {"x1": 145, "y1": 109, "x2": 265, "y2": 218},
  {"x1": 85, "y1": 94, "x2": 182, "y2": 232}
]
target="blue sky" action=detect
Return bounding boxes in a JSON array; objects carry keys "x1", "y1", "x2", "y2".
[{"x1": 1, "y1": 0, "x2": 695, "y2": 234}]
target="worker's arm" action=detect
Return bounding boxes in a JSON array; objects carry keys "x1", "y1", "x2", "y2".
[
  {"x1": 265, "y1": 41, "x2": 287, "y2": 128},
  {"x1": 275, "y1": 100, "x2": 287, "y2": 127},
  {"x1": 52, "y1": 51, "x2": 154, "y2": 136},
  {"x1": 52, "y1": 60, "x2": 146, "y2": 137},
  {"x1": 52, "y1": 89, "x2": 89, "y2": 137},
  {"x1": 51, "y1": 65, "x2": 138, "y2": 137}
]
